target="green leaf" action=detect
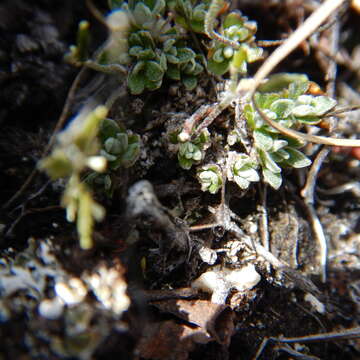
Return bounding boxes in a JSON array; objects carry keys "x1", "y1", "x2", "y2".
[
  {"x1": 137, "y1": 48, "x2": 156, "y2": 60},
  {"x1": 166, "y1": 65, "x2": 181, "y2": 80},
  {"x1": 213, "y1": 48, "x2": 225, "y2": 63},
  {"x1": 288, "y1": 80, "x2": 309, "y2": 98},
  {"x1": 99, "y1": 118, "x2": 121, "y2": 142},
  {"x1": 104, "y1": 137, "x2": 123, "y2": 155},
  {"x1": 270, "y1": 99, "x2": 295, "y2": 118},
  {"x1": 145, "y1": 60, "x2": 164, "y2": 82},
  {"x1": 244, "y1": 103, "x2": 255, "y2": 130},
  {"x1": 231, "y1": 48, "x2": 247, "y2": 73},
  {"x1": 297, "y1": 95, "x2": 313, "y2": 104},
  {"x1": 159, "y1": 52, "x2": 167, "y2": 71},
  {"x1": 132, "y1": 60, "x2": 145, "y2": 75},
  {"x1": 259, "y1": 150, "x2": 281, "y2": 173},
  {"x1": 152, "y1": 0, "x2": 166, "y2": 14},
  {"x1": 129, "y1": 46, "x2": 143, "y2": 57},
  {"x1": 100, "y1": 149, "x2": 117, "y2": 162},
  {"x1": 178, "y1": 154, "x2": 193, "y2": 170},
  {"x1": 275, "y1": 148, "x2": 290, "y2": 160},
  {"x1": 144, "y1": 77, "x2": 162, "y2": 90},
  {"x1": 291, "y1": 104, "x2": 317, "y2": 117},
  {"x1": 193, "y1": 8, "x2": 205, "y2": 21},
  {"x1": 296, "y1": 117, "x2": 322, "y2": 125},
  {"x1": 122, "y1": 143, "x2": 140, "y2": 167},
  {"x1": 128, "y1": 70, "x2": 145, "y2": 94},
  {"x1": 272, "y1": 139, "x2": 288, "y2": 152},
  {"x1": 223, "y1": 12, "x2": 244, "y2": 29},
  {"x1": 133, "y1": 3, "x2": 152, "y2": 25},
  {"x1": 137, "y1": 30, "x2": 155, "y2": 49},
  {"x1": 263, "y1": 168, "x2": 282, "y2": 189},
  {"x1": 197, "y1": 165, "x2": 222, "y2": 194},
  {"x1": 234, "y1": 176, "x2": 250, "y2": 190},
  {"x1": 258, "y1": 73, "x2": 309, "y2": 93},
  {"x1": 254, "y1": 129, "x2": 273, "y2": 151},
  {"x1": 129, "y1": 32, "x2": 142, "y2": 47},
  {"x1": 166, "y1": 54, "x2": 180, "y2": 64},
  {"x1": 254, "y1": 92, "x2": 280, "y2": 109},
  {"x1": 182, "y1": 59, "x2": 196, "y2": 74},
  {"x1": 283, "y1": 147, "x2": 311, "y2": 168},
  {"x1": 182, "y1": 76, "x2": 197, "y2": 90},
  {"x1": 177, "y1": 47, "x2": 196, "y2": 63},
  {"x1": 116, "y1": 132, "x2": 129, "y2": 153},
  {"x1": 207, "y1": 58, "x2": 230, "y2": 76},
  {"x1": 163, "y1": 39, "x2": 176, "y2": 52},
  {"x1": 191, "y1": 62, "x2": 203, "y2": 76},
  {"x1": 243, "y1": 44, "x2": 263, "y2": 63},
  {"x1": 312, "y1": 96, "x2": 337, "y2": 115}
]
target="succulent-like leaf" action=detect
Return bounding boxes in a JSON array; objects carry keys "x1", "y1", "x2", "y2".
[
  {"x1": 270, "y1": 99, "x2": 295, "y2": 118},
  {"x1": 259, "y1": 150, "x2": 281, "y2": 173},
  {"x1": 243, "y1": 44, "x2": 263, "y2": 63},
  {"x1": 288, "y1": 80, "x2": 309, "y2": 98},
  {"x1": 312, "y1": 96, "x2": 337, "y2": 115},
  {"x1": 177, "y1": 47, "x2": 196, "y2": 63},
  {"x1": 258, "y1": 73, "x2": 309, "y2": 93},
  {"x1": 182, "y1": 75, "x2": 197, "y2": 90},
  {"x1": 104, "y1": 137, "x2": 122, "y2": 155},
  {"x1": 145, "y1": 60, "x2": 164, "y2": 82},
  {"x1": 129, "y1": 45, "x2": 143, "y2": 57},
  {"x1": 207, "y1": 57, "x2": 230, "y2": 76},
  {"x1": 283, "y1": 147, "x2": 311, "y2": 168},
  {"x1": 223, "y1": 12, "x2": 244, "y2": 29},
  {"x1": 263, "y1": 168, "x2": 282, "y2": 189},
  {"x1": 132, "y1": 60, "x2": 146, "y2": 75},
  {"x1": 128, "y1": 70, "x2": 145, "y2": 94},
  {"x1": 254, "y1": 129, "x2": 273, "y2": 151},
  {"x1": 197, "y1": 165, "x2": 222, "y2": 194},
  {"x1": 231, "y1": 47, "x2": 247, "y2": 73},
  {"x1": 133, "y1": 2, "x2": 152, "y2": 25},
  {"x1": 166, "y1": 54, "x2": 180, "y2": 64},
  {"x1": 99, "y1": 118, "x2": 121, "y2": 142},
  {"x1": 292, "y1": 104, "x2": 317, "y2": 117},
  {"x1": 164, "y1": 39, "x2": 176, "y2": 52},
  {"x1": 144, "y1": 77, "x2": 163, "y2": 90},
  {"x1": 166, "y1": 65, "x2": 181, "y2": 80}
]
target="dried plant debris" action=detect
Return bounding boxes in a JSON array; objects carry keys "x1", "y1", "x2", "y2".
[{"x1": 138, "y1": 300, "x2": 235, "y2": 359}]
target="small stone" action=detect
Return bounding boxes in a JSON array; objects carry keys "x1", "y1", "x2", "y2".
[
  {"x1": 39, "y1": 297, "x2": 64, "y2": 320},
  {"x1": 224, "y1": 264, "x2": 261, "y2": 292},
  {"x1": 198, "y1": 246, "x2": 217, "y2": 265}
]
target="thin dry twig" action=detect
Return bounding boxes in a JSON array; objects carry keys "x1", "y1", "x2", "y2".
[
  {"x1": 258, "y1": 184, "x2": 270, "y2": 271},
  {"x1": 242, "y1": 0, "x2": 360, "y2": 147},
  {"x1": 301, "y1": 148, "x2": 331, "y2": 283},
  {"x1": 299, "y1": 12, "x2": 341, "y2": 282},
  {"x1": 242, "y1": 0, "x2": 346, "y2": 97},
  {"x1": 254, "y1": 327, "x2": 360, "y2": 359}
]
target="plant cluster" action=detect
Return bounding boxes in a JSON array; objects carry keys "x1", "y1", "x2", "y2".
[
  {"x1": 86, "y1": 118, "x2": 141, "y2": 196},
  {"x1": 176, "y1": 74, "x2": 337, "y2": 191},
  {"x1": 54, "y1": 0, "x2": 346, "y2": 249},
  {"x1": 207, "y1": 12, "x2": 263, "y2": 76},
  {"x1": 66, "y1": 0, "x2": 265, "y2": 94}
]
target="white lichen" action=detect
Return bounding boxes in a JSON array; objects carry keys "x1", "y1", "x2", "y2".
[{"x1": 192, "y1": 264, "x2": 261, "y2": 304}]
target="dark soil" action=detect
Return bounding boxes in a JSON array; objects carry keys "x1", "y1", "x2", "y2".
[{"x1": 1, "y1": 1, "x2": 360, "y2": 359}]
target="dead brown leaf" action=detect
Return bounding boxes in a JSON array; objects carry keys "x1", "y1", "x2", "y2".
[{"x1": 150, "y1": 299, "x2": 235, "y2": 345}]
